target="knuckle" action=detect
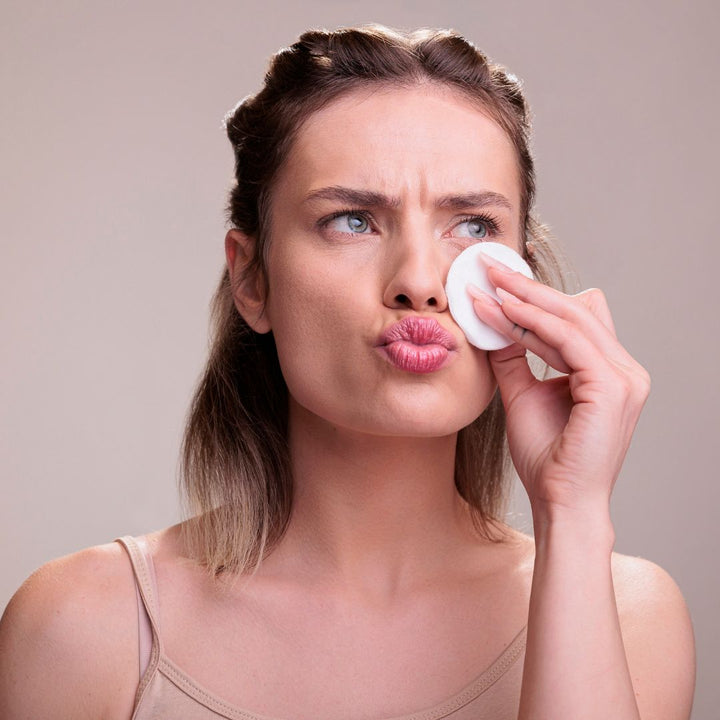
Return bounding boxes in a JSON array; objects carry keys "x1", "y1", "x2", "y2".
[
  {"x1": 613, "y1": 375, "x2": 634, "y2": 401},
  {"x1": 588, "y1": 287, "x2": 607, "y2": 304},
  {"x1": 573, "y1": 287, "x2": 605, "y2": 303},
  {"x1": 635, "y1": 367, "x2": 652, "y2": 398},
  {"x1": 574, "y1": 287, "x2": 610, "y2": 319},
  {"x1": 616, "y1": 369, "x2": 651, "y2": 406}
]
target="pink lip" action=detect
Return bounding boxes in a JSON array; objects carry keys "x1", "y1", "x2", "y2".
[{"x1": 377, "y1": 317, "x2": 458, "y2": 374}]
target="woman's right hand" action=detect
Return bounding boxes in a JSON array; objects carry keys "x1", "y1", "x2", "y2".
[{"x1": 470, "y1": 264, "x2": 650, "y2": 520}]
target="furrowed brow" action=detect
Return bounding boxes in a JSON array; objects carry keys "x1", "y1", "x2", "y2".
[
  {"x1": 303, "y1": 186, "x2": 513, "y2": 213},
  {"x1": 303, "y1": 186, "x2": 401, "y2": 209},
  {"x1": 436, "y1": 191, "x2": 513, "y2": 211}
]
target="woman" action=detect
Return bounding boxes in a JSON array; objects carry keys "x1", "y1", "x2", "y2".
[{"x1": 0, "y1": 25, "x2": 695, "y2": 719}]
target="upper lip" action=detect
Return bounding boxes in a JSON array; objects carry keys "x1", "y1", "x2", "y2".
[{"x1": 378, "y1": 316, "x2": 458, "y2": 350}]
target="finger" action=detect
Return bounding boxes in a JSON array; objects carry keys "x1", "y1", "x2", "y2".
[
  {"x1": 486, "y1": 342, "x2": 538, "y2": 410},
  {"x1": 573, "y1": 288, "x2": 616, "y2": 335},
  {"x1": 470, "y1": 290, "x2": 572, "y2": 374},
  {"x1": 494, "y1": 288, "x2": 651, "y2": 405},
  {"x1": 487, "y1": 266, "x2": 618, "y2": 340},
  {"x1": 488, "y1": 269, "x2": 639, "y2": 369},
  {"x1": 491, "y1": 288, "x2": 616, "y2": 375}
]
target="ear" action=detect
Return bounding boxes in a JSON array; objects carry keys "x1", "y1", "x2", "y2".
[{"x1": 225, "y1": 229, "x2": 272, "y2": 334}]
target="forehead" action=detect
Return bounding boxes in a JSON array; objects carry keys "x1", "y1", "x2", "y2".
[{"x1": 273, "y1": 82, "x2": 521, "y2": 213}]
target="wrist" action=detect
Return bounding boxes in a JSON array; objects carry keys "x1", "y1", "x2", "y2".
[{"x1": 531, "y1": 500, "x2": 616, "y2": 554}]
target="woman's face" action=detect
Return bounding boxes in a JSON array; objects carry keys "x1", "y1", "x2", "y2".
[{"x1": 260, "y1": 83, "x2": 523, "y2": 437}]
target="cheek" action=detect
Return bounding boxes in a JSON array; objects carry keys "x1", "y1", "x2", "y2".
[
  {"x1": 265, "y1": 235, "x2": 375, "y2": 338},
  {"x1": 263, "y1": 249, "x2": 367, "y2": 402},
  {"x1": 458, "y1": 351, "x2": 498, "y2": 424},
  {"x1": 266, "y1": 256, "x2": 356, "y2": 346},
  {"x1": 262, "y1": 241, "x2": 500, "y2": 436}
]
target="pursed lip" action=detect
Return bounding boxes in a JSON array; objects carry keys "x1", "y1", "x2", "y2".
[
  {"x1": 379, "y1": 316, "x2": 458, "y2": 349},
  {"x1": 377, "y1": 316, "x2": 458, "y2": 373}
]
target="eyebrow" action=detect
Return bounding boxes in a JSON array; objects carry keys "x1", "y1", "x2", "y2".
[{"x1": 302, "y1": 186, "x2": 513, "y2": 212}]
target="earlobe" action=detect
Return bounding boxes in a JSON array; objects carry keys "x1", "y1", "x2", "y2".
[{"x1": 225, "y1": 229, "x2": 272, "y2": 334}]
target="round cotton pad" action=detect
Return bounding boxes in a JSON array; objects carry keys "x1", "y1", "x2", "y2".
[{"x1": 445, "y1": 242, "x2": 534, "y2": 350}]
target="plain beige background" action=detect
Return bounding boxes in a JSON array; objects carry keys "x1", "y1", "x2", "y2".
[{"x1": 1, "y1": 0, "x2": 718, "y2": 717}]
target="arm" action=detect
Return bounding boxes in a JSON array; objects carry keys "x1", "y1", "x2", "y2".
[
  {"x1": 471, "y1": 264, "x2": 695, "y2": 719},
  {"x1": 0, "y1": 543, "x2": 139, "y2": 720},
  {"x1": 522, "y1": 510, "x2": 694, "y2": 719},
  {"x1": 523, "y1": 508, "x2": 637, "y2": 717}
]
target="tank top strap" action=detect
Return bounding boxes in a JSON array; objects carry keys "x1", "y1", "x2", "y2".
[
  {"x1": 117, "y1": 535, "x2": 161, "y2": 623},
  {"x1": 116, "y1": 535, "x2": 164, "y2": 694}
]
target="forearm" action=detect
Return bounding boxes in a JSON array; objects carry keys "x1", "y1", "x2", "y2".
[{"x1": 518, "y1": 503, "x2": 641, "y2": 720}]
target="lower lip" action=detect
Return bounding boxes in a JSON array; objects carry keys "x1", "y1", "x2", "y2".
[{"x1": 380, "y1": 341, "x2": 451, "y2": 374}]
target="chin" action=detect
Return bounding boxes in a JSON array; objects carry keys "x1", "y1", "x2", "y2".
[
  {"x1": 374, "y1": 384, "x2": 495, "y2": 436},
  {"x1": 327, "y1": 397, "x2": 491, "y2": 439},
  {"x1": 287, "y1": 373, "x2": 496, "y2": 439},
  {"x1": 377, "y1": 409, "x2": 485, "y2": 438}
]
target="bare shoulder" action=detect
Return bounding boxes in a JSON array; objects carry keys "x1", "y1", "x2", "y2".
[
  {"x1": 610, "y1": 551, "x2": 694, "y2": 640},
  {"x1": 610, "y1": 552, "x2": 696, "y2": 719},
  {"x1": 0, "y1": 541, "x2": 139, "y2": 720}
]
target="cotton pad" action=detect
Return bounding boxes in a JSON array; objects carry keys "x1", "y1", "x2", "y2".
[{"x1": 445, "y1": 242, "x2": 534, "y2": 350}]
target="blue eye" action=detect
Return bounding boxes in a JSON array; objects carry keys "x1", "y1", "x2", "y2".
[
  {"x1": 327, "y1": 212, "x2": 371, "y2": 234},
  {"x1": 455, "y1": 218, "x2": 489, "y2": 239}
]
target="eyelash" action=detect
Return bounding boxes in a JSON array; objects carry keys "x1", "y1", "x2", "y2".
[
  {"x1": 318, "y1": 208, "x2": 373, "y2": 230},
  {"x1": 453, "y1": 213, "x2": 501, "y2": 237},
  {"x1": 318, "y1": 208, "x2": 503, "y2": 237}
]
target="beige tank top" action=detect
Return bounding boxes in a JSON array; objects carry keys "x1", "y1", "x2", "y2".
[{"x1": 117, "y1": 535, "x2": 527, "y2": 720}]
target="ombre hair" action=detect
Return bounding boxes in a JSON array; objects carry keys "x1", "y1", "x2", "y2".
[{"x1": 180, "y1": 24, "x2": 569, "y2": 576}]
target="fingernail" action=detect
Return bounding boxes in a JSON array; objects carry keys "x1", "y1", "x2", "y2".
[
  {"x1": 478, "y1": 251, "x2": 514, "y2": 273},
  {"x1": 495, "y1": 287, "x2": 521, "y2": 305},
  {"x1": 467, "y1": 283, "x2": 498, "y2": 304}
]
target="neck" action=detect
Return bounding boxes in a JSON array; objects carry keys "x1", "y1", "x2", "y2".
[{"x1": 265, "y1": 399, "x2": 489, "y2": 599}]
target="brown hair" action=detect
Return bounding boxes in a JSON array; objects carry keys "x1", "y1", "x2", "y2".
[{"x1": 181, "y1": 24, "x2": 568, "y2": 576}]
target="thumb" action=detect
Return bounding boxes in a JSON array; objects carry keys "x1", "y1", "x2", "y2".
[{"x1": 488, "y1": 343, "x2": 537, "y2": 409}]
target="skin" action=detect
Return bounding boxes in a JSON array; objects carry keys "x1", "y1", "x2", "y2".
[
  {"x1": 0, "y1": 83, "x2": 695, "y2": 719},
  {"x1": 254, "y1": 84, "x2": 516, "y2": 439}
]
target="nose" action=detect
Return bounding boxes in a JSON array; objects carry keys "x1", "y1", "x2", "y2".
[{"x1": 382, "y1": 233, "x2": 449, "y2": 313}]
